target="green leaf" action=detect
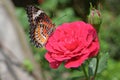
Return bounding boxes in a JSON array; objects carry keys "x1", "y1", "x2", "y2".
[
  {"x1": 88, "y1": 58, "x2": 96, "y2": 76},
  {"x1": 88, "y1": 52, "x2": 109, "y2": 76},
  {"x1": 98, "y1": 52, "x2": 109, "y2": 73}
]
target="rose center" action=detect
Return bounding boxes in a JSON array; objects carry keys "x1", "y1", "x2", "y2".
[{"x1": 64, "y1": 39, "x2": 78, "y2": 51}]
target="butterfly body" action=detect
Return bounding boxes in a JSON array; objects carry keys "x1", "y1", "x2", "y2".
[{"x1": 26, "y1": 5, "x2": 55, "y2": 48}]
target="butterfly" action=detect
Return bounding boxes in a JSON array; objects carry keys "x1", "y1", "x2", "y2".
[{"x1": 26, "y1": 5, "x2": 55, "y2": 48}]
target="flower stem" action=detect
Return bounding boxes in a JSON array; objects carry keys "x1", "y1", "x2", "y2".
[
  {"x1": 93, "y1": 55, "x2": 99, "y2": 80},
  {"x1": 87, "y1": 60, "x2": 90, "y2": 79},
  {"x1": 82, "y1": 64, "x2": 89, "y2": 80}
]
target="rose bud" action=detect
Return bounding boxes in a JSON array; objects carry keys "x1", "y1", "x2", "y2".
[{"x1": 88, "y1": 8, "x2": 102, "y2": 32}]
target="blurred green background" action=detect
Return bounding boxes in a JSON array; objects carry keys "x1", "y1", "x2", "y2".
[{"x1": 14, "y1": 0, "x2": 120, "y2": 80}]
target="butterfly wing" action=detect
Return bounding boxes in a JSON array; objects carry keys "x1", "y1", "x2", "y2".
[{"x1": 26, "y1": 5, "x2": 55, "y2": 48}]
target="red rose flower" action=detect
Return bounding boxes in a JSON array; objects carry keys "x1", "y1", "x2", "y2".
[{"x1": 45, "y1": 21, "x2": 100, "y2": 69}]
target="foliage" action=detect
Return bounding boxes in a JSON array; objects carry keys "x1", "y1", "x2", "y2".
[
  {"x1": 89, "y1": 52, "x2": 109, "y2": 76},
  {"x1": 97, "y1": 59, "x2": 120, "y2": 80},
  {"x1": 15, "y1": 0, "x2": 120, "y2": 80},
  {"x1": 23, "y1": 59, "x2": 34, "y2": 72}
]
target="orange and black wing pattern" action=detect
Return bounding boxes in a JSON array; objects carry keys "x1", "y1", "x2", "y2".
[{"x1": 26, "y1": 5, "x2": 55, "y2": 48}]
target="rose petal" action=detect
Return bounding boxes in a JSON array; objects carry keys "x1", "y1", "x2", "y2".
[
  {"x1": 49, "y1": 61, "x2": 62, "y2": 69},
  {"x1": 45, "y1": 52, "x2": 55, "y2": 62},
  {"x1": 65, "y1": 53, "x2": 89, "y2": 68},
  {"x1": 44, "y1": 21, "x2": 100, "y2": 69}
]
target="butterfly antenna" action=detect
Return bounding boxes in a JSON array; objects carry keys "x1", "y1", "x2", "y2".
[{"x1": 53, "y1": 13, "x2": 68, "y2": 26}]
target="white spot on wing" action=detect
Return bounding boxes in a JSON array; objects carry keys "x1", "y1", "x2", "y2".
[{"x1": 33, "y1": 10, "x2": 44, "y2": 19}]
